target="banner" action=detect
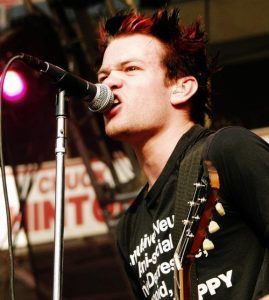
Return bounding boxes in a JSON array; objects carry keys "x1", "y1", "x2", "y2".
[{"x1": 0, "y1": 156, "x2": 134, "y2": 249}]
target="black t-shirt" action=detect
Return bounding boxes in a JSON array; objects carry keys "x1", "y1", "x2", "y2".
[{"x1": 117, "y1": 125, "x2": 269, "y2": 300}]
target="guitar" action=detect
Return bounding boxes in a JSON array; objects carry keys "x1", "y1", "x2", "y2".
[{"x1": 173, "y1": 160, "x2": 225, "y2": 300}]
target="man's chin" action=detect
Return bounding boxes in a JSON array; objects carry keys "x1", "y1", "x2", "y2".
[{"x1": 105, "y1": 128, "x2": 130, "y2": 142}]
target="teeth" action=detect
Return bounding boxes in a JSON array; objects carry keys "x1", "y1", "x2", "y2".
[{"x1": 113, "y1": 99, "x2": 120, "y2": 104}]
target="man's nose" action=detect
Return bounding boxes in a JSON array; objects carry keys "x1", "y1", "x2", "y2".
[{"x1": 103, "y1": 72, "x2": 123, "y2": 90}]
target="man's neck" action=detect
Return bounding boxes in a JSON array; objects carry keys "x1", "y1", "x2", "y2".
[{"x1": 133, "y1": 121, "x2": 194, "y2": 189}]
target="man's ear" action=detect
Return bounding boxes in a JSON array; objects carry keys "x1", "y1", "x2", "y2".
[{"x1": 170, "y1": 76, "x2": 198, "y2": 105}]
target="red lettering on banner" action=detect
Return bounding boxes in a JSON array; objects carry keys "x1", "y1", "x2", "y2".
[
  {"x1": 44, "y1": 201, "x2": 55, "y2": 229},
  {"x1": 38, "y1": 171, "x2": 94, "y2": 194},
  {"x1": 23, "y1": 195, "x2": 126, "y2": 235},
  {"x1": 69, "y1": 195, "x2": 88, "y2": 225}
]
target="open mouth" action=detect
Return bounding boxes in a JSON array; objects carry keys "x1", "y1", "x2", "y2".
[{"x1": 104, "y1": 98, "x2": 121, "y2": 117}]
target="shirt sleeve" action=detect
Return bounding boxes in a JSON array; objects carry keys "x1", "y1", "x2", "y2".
[{"x1": 205, "y1": 126, "x2": 269, "y2": 246}]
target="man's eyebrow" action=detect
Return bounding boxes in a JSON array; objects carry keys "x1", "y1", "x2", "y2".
[{"x1": 98, "y1": 59, "x2": 144, "y2": 76}]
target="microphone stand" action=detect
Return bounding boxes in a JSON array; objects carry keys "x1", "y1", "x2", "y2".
[{"x1": 53, "y1": 89, "x2": 68, "y2": 300}]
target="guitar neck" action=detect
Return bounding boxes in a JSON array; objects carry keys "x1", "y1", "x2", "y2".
[
  {"x1": 173, "y1": 160, "x2": 221, "y2": 300},
  {"x1": 179, "y1": 264, "x2": 191, "y2": 300}
]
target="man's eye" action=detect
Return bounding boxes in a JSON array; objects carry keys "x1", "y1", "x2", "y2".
[
  {"x1": 125, "y1": 66, "x2": 138, "y2": 72},
  {"x1": 98, "y1": 76, "x2": 106, "y2": 83}
]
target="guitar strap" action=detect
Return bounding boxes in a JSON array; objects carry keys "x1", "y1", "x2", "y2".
[{"x1": 173, "y1": 128, "x2": 216, "y2": 299}]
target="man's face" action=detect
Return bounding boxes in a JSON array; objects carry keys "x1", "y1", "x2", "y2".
[{"x1": 98, "y1": 34, "x2": 174, "y2": 145}]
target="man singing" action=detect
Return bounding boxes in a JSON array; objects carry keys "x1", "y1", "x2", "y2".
[{"x1": 97, "y1": 8, "x2": 269, "y2": 299}]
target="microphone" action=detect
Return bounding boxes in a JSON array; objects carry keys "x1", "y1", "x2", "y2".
[{"x1": 19, "y1": 53, "x2": 114, "y2": 113}]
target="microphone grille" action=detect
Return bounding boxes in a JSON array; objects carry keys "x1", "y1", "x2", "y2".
[{"x1": 88, "y1": 84, "x2": 114, "y2": 113}]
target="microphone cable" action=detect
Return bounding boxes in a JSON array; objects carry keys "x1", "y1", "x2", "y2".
[{"x1": 0, "y1": 54, "x2": 23, "y2": 300}]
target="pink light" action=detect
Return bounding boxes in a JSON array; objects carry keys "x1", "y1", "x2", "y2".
[{"x1": 2, "y1": 70, "x2": 27, "y2": 102}]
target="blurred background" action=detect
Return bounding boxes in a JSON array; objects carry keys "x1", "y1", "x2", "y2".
[{"x1": 0, "y1": 0, "x2": 268, "y2": 299}]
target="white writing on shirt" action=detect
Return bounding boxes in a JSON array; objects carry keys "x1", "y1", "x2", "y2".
[
  {"x1": 138, "y1": 234, "x2": 174, "y2": 277},
  {"x1": 129, "y1": 216, "x2": 175, "y2": 298},
  {"x1": 198, "y1": 269, "x2": 233, "y2": 299},
  {"x1": 129, "y1": 216, "x2": 175, "y2": 266}
]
